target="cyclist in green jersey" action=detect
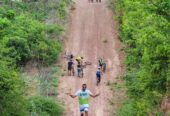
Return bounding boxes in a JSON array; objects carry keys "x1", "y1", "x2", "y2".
[
  {"x1": 69, "y1": 84, "x2": 100, "y2": 116},
  {"x1": 98, "y1": 58, "x2": 106, "y2": 72}
]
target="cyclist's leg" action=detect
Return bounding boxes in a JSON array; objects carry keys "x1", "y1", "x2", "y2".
[
  {"x1": 68, "y1": 70, "x2": 69, "y2": 76},
  {"x1": 81, "y1": 68, "x2": 84, "y2": 77},
  {"x1": 68, "y1": 69, "x2": 71, "y2": 76},
  {"x1": 69, "y1": 70, "x2": 71, "y2": 76},
  {"x1": 68, "y1": 65, "x2": 72, "y2": 75},
  {"x1": 72, "y1": 67, "x2": 74, "y2": 76},
  {"x1": 84, "y1": 106, "x2": 89, "y2": 116},
  {"x1": 96, "y1": 77, "x2": 99, "y2": 85},
  {"x1": 97, "y1": 76, "x2": 101, "y2": 85},
  {"x1": 99, "y1": 76, "x2": 101, "y2": 83},
  {"x1": 80, "y1": 105, "x2": 85, "y2": 116},
  {"x1": 73, "y1": 68, "x2": 75, "y2": 76},
  {"x1": 77, "y1": 68, "x2": 81, "y2": 77},
  {"x1": 77, "y1": 69, "x2": 79, "y2": 77},
  {"x1": 85, "y1": 111, "x2": 88, "y2": 116}
]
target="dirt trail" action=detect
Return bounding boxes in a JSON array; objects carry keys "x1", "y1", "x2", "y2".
[{"x1": 57, "y1": 0, "x2": 124, "y2": 116}]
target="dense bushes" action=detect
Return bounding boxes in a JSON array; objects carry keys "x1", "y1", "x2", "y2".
[
  {"x1": 0, "y1": 63, "x2": 27, "y2": 116},
  {"x1": 28, "y1": 96, "x2": 63, "y2": 116},
  {"x1": 0, "y1": 0, "x2": 71, "y2": 115},
  {"x1": 0, "y1": 9, "x2": 62, "y2": 65},
  {"x1": 109, "y1": 0, "x2": 170, "y2": 115}
]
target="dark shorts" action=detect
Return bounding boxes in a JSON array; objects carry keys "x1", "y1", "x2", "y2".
[{"x1": 68, "y1": 66, "x2": 72, "y2": 71}]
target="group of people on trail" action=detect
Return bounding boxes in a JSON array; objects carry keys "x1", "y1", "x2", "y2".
[
  {"x1": 89, "y1": 0, "x2": 101, "y2": 3},
  {"x1": 66, "y1": 54, "x2": 106, "y2": 116},
  {"x1": 67, "y1": 54, "x2": 106, "y2": 85},
  {"x1": 67, "y1": 54, "x2": 84, "y2": 77}
]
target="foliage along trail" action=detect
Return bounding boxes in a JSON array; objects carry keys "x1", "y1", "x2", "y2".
[{"x1": 57, "y1": 0, "x2": 125, "y2": 116}]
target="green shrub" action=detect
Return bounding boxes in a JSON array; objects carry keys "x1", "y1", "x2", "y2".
[
  {"x1": 118, "y1": 99, "x2": 137, "y2": 116},
  {"x1": 28, "y1": 96, "x2": 63, "y2": 116},
  {"x1": 0, "y1": 63, "x2": 27, "y2": 116},
  {"x1": 0, "y1": 12, "x2": 63, "y2": 65},
  {"x1": 46, "y1": 24, "x2": 64, "y2": 35},
  {"x1": 5, "y1": 36, "x2": 31, "y2": 65},
  {"x1": 57, "y1": 0, "x2": 67, "y2": 20},
  {"x1": 0, "y1": 1, "x2": 69, "y2": 115},
  {"x1": 109, "y1": 0, "x2": 170, "y2": 114}
]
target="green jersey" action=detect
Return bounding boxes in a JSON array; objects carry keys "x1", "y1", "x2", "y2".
[
  {"x1": 99, "y1": 58, "x2": 104, "y2": 65},
  {"x1": 75, "y1": 89, "x2": 92, "y2": 105}
]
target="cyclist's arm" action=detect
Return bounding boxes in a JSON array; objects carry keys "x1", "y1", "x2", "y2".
[
  {"x1": 89, "y1": 90, "x2": 100, "y2": 98},
  {"x1": 70, "y1": 90, "x2": 80, "y2": 98},
  {"x1": 90, "y1": 93, "x2": 100, "y2": 98},
  {"x1": 69, "y1": 94, "x2": 77, "y2": 98}
]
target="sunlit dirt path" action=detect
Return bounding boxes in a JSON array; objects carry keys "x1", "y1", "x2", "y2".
[{"x1": 57, "y1": 0, "x2": 124, "y2": 115}]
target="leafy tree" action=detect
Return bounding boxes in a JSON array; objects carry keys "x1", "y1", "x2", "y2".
[
  {"x1": 110, "y1": 0, "x2": 170, "y2": 115},
  {"x1": 0, "y1": 0, "x2": 69, "y2": 115},
  {"x1": 0, "y1": 63, "x2": 27, "y2": 116}
]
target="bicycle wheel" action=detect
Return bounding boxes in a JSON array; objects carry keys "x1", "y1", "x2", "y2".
[{"x1": 96, "y1": 77, "x2": 100, "y2": 86}]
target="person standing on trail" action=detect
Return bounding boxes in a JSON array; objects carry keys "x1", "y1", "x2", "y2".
[
  {"x1": 76, "y1": 56, "x2": 84, "y2": 65},
  {"x1": 76, "y1": 56, "x2": 84, "y2": 77},
  {"x1": 69, "y1": 84, "x2": 100, "y2": 116},
  {"x1": 77, "y1": 62, "x2": 82, "y2": 77},
  {"x1": 68, "y1": 59, "x2": 74, "y2": 76}
]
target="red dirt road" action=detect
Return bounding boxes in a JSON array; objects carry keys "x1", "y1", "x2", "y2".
[{"x1": 57, "y1": 0, "x2": 124, "y2": 116}]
